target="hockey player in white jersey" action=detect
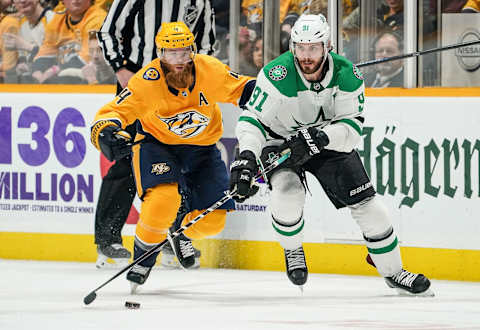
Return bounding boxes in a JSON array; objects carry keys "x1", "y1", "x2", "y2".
[{"x1": 230, "y1": 14, "x2": 433, "y2": 296}]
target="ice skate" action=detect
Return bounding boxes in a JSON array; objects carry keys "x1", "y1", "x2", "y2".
[
  {"x1": 96, "y1": 243, "x2": 131, "y2": 269},
  {"x1": 284, "y1": 246, "x2": 308, "y2": 290},
  {"x1": 385, "y1": 269, "x2": 434, "y2": 297},
  {"x1": 161, "y1": 241, "x2": 201, "y2": 269},
  {"x1": 126, "y1": 264, "x2": 152, "y2": 294},
  {"x1": 366, "y1": 254, "x2": 434, "y2": 297},
  {"x1": 167, "y1": 230, "x2": 196, "y2": 269}
]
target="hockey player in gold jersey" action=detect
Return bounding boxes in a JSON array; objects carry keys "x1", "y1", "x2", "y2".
[{"x1": 91, "y1": 22, "x2": 255, "y2": 291}]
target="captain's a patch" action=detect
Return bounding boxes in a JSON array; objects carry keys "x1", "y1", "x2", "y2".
[{"x1": 143, "y1": 68, "x2": 160, "y2": 80}]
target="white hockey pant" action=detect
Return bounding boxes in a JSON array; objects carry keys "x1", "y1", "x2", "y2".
[
  {"x1": 269, "y1": 169, "x2": 306, "y2": 250},
  {"x1": 349, "y1": 196, "x2": 402, "y2": 277}
]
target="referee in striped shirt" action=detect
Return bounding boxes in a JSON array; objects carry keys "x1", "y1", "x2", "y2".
[
  {"x1": 98, "y1": 0, "x2": 215, "y2": 89},
  {"x1": 93, "y1": 0, "x2": 215, "y2": 268}
]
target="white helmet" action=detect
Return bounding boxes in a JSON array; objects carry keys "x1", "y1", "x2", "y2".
[{"x1": 289, "y1": 14, "x2": 330, "y2": 56}]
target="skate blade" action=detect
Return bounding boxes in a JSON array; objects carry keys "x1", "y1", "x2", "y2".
[
  {"x1": 130, "y1": 282, "x2": 139, "y2": 295},
  {"x1": 112, "y1": 258, "x2": 130, "y2": 268},
  {"x1": 160, "y1": 254, "x2": 180, "y2": 269},
  {"x1": 96, "y1": 256, "x2": 130, "y2": 269},
  {"x1": 394, "y1": 287, "x2": 435, "y2": 297},
  {"x1": 298, "y1": 285, "x2": 304, "y2": 295},
  {"x1": 95, "y1": 254, "x2": 108, "y2": 269}
]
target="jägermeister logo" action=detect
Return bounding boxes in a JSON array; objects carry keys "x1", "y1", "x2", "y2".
[{"x1": 268, "y1": 65, "x2": 287, "y2": 81}]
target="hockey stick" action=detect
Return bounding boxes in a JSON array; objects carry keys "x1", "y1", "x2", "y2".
[
  {"x1": 83, "y1": 148, "x2": 291, "y2": 305},
  {"x1": 356, "y1": 39, "x2": 480, "y2": 68}
]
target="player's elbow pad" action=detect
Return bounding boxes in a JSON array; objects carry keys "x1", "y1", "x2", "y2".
[{"x1": 323, "y1": 123, "x2": 361, "y2": 153}]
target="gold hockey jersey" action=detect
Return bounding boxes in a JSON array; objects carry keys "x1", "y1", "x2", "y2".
[
  {"x1": 0, "y1": 14, "x2": 20, "y2": 74},
  {"x1": 94, "y1": 54, "x2": 253, "y2": 146},
  {"x1": 35, "y1": 6, "x2": 105, "y2": 63}
]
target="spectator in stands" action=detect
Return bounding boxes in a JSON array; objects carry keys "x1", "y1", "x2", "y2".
[
  {"x1": 378, "y1": 0, "x2": 404, "y2": 32},
  {"x1": 305, "y1": 0, "x2": 328, "y2": 17},
  {"x1": 0, "y1": 0, "x2": 19, "y2": 83},
  {"x1": 3, "y1": 0, "x2": 53, "y2": 83},
  {"x1": 31, "y1": 0, "x2": 105, "y2": 84},
  {"x1": 462, "y1": 0, "x2": 480, "y2": 12},
  {"x1": 80, "y1": 30, "x2": 115, "y2": 84},
  {"x1": 212, "y1": 0, "x2": 229, "y2": 61},
  {"x1": 364, "y1": 31, "x2": 404, "y2": 88},
  {"x1": 442, "y1": 0, "x2": 468, "y2": 13},
  {"x1": 252, "y1": 36, "x2": 263, "y2": 72},
  {"x1": 238, "y1": 25, "x2": 258, "y2": 76}
]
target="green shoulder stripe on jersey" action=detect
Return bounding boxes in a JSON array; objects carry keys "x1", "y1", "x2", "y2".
[
  {"x1": 239, "y1": 116, "x2": 267, "y2": 138},
  {"x1": 335, "y1": 118, "x2": 362, "y2": 135},
  {"x1": 367, "y1": 237, "x2": 398, "y2": 255},
  {"x1": 263, "y1": 52, "x2": 307, "y2": 97},
  {"x1": 327, "y1": 52, "x2": 363, "y2": 92}
]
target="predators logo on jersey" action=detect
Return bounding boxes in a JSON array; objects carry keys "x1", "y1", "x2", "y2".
[
  {"x1": 151, "y1": 162, "x2": 170, "y2": 175},
  {"x1": 158, "y1": 110, "x2": 210, "y2": 138},
  {"x1": 143, "y1": 68, "x2": 160, "y2": 80}
]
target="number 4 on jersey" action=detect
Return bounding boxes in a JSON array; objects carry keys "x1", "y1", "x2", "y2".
[{"x1": 116, "y1": 88, "x2": 132, "y2": 105}]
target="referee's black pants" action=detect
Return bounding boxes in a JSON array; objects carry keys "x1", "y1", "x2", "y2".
[
  {"x1": 94, "y1": 82, "x2": 137, "y2": 246},
  {"x1": 94, "y1": 122, "x2": 137, "y2": 246}
]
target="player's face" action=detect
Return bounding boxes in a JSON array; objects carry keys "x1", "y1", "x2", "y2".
[
  {"x1": 294, "y1": 42, "x2": 324, "y2": 74},
  {"x1": 161, "y1": 47, "x2": 192, "y2": 72}
]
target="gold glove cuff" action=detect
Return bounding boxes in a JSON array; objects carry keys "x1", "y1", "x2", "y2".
[{"x1": 90, "y1": 120, "x2": 117, "y2": 150}]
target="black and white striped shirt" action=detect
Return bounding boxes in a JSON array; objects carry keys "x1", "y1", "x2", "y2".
[{"x1": 98, "y1": 0, "x2": 215, "y2": 72}]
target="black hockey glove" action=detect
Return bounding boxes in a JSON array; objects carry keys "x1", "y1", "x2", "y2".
[
  {"x1": 229, "y1": 150, "x2": 260, "y2": 203},
  {"x1": 281, "y1": 127, "x2": 329, "y2": 167},
  {"x1": 91, "y1": 121, "x2": 132, "y2": 161}
]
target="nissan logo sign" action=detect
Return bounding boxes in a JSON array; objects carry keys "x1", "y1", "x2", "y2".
[{"x1": 455, "y1": 29, "x2": 480, "y2": 72}]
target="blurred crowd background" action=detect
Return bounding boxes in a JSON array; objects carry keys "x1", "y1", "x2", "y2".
[{"x1": 0, "y1": 0, "x2": 479, "y2": 87}]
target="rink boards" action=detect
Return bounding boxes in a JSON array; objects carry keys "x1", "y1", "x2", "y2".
[{"x1": 0, "y1": 86, "x2": 479, "y2": 281}]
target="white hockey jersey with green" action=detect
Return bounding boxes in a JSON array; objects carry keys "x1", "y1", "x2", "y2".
[{"x1": 236, "y1": 51, "x2": 366, "y2": 158}]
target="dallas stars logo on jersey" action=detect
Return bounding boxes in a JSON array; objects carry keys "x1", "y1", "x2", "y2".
[
  {"x1": 268, "y1": 65, "x2": 288, "y2": 81},
  {"x1": 158, "y1": 110, "x2": 210, "y2": 138}
]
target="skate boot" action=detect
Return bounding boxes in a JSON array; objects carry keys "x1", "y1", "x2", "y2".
[
  {"x1": 161, "y1": 241, "x2": 201, "y2": 269},
  {"x1": 284, "y1": 246, "x2": 308, "y2": 287},
  {"x1": 366, "y1": 254, "x2": 434, "y2": 297},
  {"x1": 385, "y1": 269, "x2": 434, "y2": 296},
  {"x1": 126, "y1": 264, "x2": 152, "y2": 294},
  {"x1": 96, "y1": 243, "x2": 131, "y2": 269},
  {"x1": 167, "y1": 230, "x2": 196, "y2": 269}
]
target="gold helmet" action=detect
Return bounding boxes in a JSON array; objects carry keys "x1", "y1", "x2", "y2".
[{"x1": 155, "y1": 22, "x2": 195, "y2": 49}]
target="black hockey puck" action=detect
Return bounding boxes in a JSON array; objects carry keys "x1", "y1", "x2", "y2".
[{"x1": 125, "y1": 301, "x2": 140, "y2": 309}]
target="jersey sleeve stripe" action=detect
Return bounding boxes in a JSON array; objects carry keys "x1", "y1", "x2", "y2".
[
  {"x1": 335, "y1": 118, "x2": 362, "y2": 135},
  {"x1": 239, "y1": 116, "x2": 267, "y2": 138}
]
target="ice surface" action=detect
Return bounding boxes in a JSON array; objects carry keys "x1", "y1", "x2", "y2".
[{"x1": 1, "y1": 260, "x2": 479, "y2": 330}]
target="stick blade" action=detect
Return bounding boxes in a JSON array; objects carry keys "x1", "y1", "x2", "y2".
[{"x1": 83, "y1": 292, "x2": 97, "y2": 305}]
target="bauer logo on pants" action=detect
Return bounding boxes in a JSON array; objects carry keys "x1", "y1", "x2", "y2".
[{"x1": 151, "y1": 163, "x2": 170, "y2": 175}]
